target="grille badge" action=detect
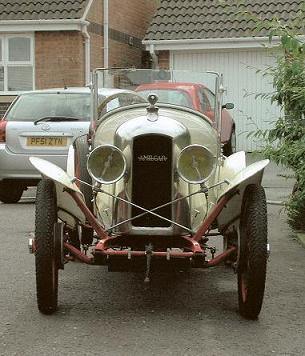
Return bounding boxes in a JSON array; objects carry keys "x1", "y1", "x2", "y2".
[{"x1": 138, "y1": 155, "x2": 168, "y2": 162}]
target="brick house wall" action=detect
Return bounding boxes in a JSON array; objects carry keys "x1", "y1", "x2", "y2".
[
  {"x1": 35, "y1": 31, "x2": 85, "y2": 89},
  {"x1": 110, "y1": 0, "x2": 157, "y2": 37},
  {"x1": 87, "y1": 0, "x2": 104, "y2": 70},
  {"x1": 34, "y1": 0, "x2": 105, "y2": 90},
  {"x1": 158, "y1": 50, "x2": 170, "y2": 69},
  {"x1": 86, "y1": 0, "x2": 158, "y2": 68},
  {"x1": 108, "y1": 0, "x2": 158, "y2": 67},
  {"x1": 85, "y1": 0, "x2": 159, "y2": 73},
  {"x1": 0, "y1": 0, "x2": 158, "y2": 107}
]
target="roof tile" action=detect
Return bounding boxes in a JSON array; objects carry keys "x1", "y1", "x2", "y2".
[
  {"x1": 0, "y1": 0, "x2": 89, "y2": 21},
  {"x1": 145, "y1": 0, "x2": 305, "y2": 40}
]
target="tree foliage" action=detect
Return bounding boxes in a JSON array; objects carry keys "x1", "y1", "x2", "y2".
[{"x1": 260, "y1": 24, "x2": 305, "y2": 229}]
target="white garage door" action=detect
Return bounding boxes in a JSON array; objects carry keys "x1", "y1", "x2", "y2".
[{"x1": 172, "y1": 49, "x2": 279, "y2": 152}]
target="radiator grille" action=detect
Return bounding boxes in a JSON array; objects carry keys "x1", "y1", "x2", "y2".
[{"x1": 132, "y1": 134, "x2": 172, "y2": 227}]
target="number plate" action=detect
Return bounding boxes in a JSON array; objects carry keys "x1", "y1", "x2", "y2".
[{"x1": 27, "y1": 137, "x2": 67, "y2": 146}]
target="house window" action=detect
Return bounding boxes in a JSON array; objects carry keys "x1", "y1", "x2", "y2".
[{"x1": 0, "y1": 35, "x2": 34, "y2": 92}]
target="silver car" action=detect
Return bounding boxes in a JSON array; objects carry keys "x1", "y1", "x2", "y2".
[{"x1": 0, "y1": 87, "x2": 145, "y2": 203}]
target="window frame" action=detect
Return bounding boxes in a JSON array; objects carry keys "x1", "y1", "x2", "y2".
[{"x1": 0, "y1": 33, "x2": 35, "y2": 94}]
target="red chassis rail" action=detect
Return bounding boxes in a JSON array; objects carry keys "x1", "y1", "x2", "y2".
[{"x1": 64, "y1": 190, "x2": 236, "y2": 267}]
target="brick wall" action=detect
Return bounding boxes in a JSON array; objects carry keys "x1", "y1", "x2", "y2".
[
  {"x1": 86, "y1": 0, "x2": 158, "y2": 68},
  {"x1": 86, "y1": 0, "x2": 103, "y2": 25},
  {"x1": 35, "y1": 31, "x2": 85, "y2": 89},
  {"x1": 158, "y1": 50, "x2": 170, "y2": 69},
  {"x1": 85, "y1": 0, "x2": 158, "y2": 71},
  {"x1": 34, "y1": 0, "x2": 158, "y2": 89},
  {"x1": 86, "y1": 0, "x2": 104, "y2": 70},
  {"x1": 107, "y1": 0, "x2": 158, "y2": 67},
  {"x1": 109, "y1": 0, "x2": 157, "y2": 39},
  {"x1": 109, "y1": 40, "x2": 143, "y2": 68},
  {"x1": 90, "y1": 32, "x2": 103, "y2": 70}
]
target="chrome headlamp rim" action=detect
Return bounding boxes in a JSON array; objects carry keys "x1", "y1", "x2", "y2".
[
  {"x1": 177, "y1": 144, "x2": 216, "y2": 184},
  {"x1": 87, "y1": 144, "x2": 126, "y2": 184}
]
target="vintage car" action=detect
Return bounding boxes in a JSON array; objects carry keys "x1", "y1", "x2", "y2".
[
  {"x1": 29, "y1": 68, "x2": 269, "y2": 320},
  {"x1": 135, "y1": 81, "x2": 236, "y2": 156}
]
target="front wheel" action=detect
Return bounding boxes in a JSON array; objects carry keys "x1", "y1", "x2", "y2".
[
  {"x1": 238, "y1": 184, "x2": 268, "y2": 319},
  {"x1": 35, "y1": 179, "x2": 58, "y2": 314}
]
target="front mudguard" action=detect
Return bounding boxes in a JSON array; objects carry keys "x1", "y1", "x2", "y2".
[
  {"x1": 216, "y1": 152, "x2": 269, "y2": 232},
  {"x1": 30, "y1": 157, "x2": 86, "y2": 228}
]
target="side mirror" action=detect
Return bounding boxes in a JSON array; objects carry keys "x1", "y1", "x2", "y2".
[{"x1": 222, "y1": 103, "x2": 234, "y2": 110}]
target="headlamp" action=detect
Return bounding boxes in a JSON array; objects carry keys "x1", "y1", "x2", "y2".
[
  {"x1": 87, "y1": 144, "x2": 126, "y2": 184},
  {"x1": 177, "y1": 144, "x2": 215, "y2": 184}
]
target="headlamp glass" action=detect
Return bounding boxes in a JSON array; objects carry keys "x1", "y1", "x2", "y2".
[
  {"x1": 177, "y1": 144, "x2": 215, "y2": 184},
  {"x1": 87, "y1": 145, "x2": 126, "y2": 184}
]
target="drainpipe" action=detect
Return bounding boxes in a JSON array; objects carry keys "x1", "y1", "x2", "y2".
[
  {"x1": 82, "y1": 25, "x2": 91, "y2": 84},
  {"x1": 104, "y1": 0, "x2": 109, "y2": 68},
  {"x1": 149, "y1": 44, "x2": 158, "y2": 69}
]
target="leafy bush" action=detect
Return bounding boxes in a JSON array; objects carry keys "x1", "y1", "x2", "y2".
[{"x1": 259, "y1": 25, "x2": 305, "y2": 229}]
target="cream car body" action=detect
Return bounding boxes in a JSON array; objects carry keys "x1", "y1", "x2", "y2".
[
  {"x1": 31, "y1": 104, "x2": 268, "y2": 234},
  {"x1": 29, "y1": 69, "x2": 269, "y2": 319}
]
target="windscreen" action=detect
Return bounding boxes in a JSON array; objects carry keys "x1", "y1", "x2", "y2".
[
  {"x1": 97, "y1": 69, "x2": 217, "y2": 92},
  {"x1": 93, "y1": 68, "x2": 220, "y2": 125},
  {"x1": 6, "y1": 93, "x2": 93, "y2": 122}
]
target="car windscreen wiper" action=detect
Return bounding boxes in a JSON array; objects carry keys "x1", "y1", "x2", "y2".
[{"x1": 34, "y1": 116, "x2": 80, "y2": 125}]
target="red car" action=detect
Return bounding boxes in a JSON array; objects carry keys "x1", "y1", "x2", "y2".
[{"x1": 136, "y1": 82, "x2": 236, "y2": 156}]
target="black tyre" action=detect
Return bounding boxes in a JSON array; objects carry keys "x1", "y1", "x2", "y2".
[
  {"x1": 35, "y1": 179, "x2": 58, "y2": 314},
  {"x1": 238, "y1": 184, "x2": 268, "y2": 319},
  {"x1": 223, "y1": 128, "x2": 236, "y2": 156},
  {"x1": 74, "y1": 135, "x2": 94, "y2": 245},
  {"x1": 0, "y1": 180, "x2": 24, "y2": 203}
]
